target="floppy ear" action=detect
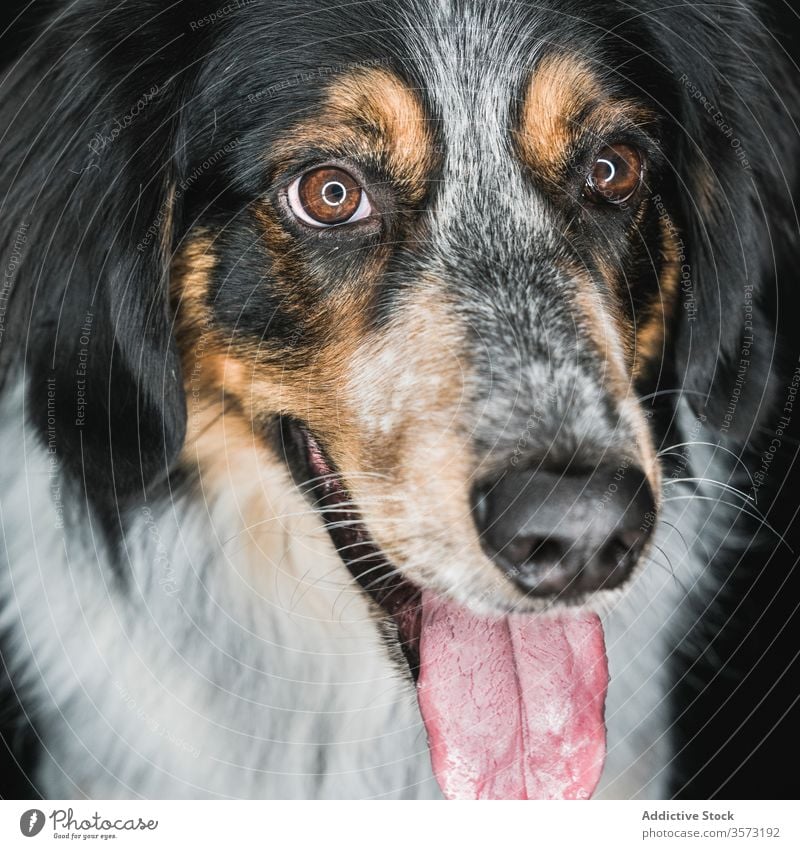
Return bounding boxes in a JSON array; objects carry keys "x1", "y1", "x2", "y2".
[
  {"x1": 663, "y1": 4, "x2": 800, "y2": 442},
  {"x1": 87, "y1": 149, "x2": 187, "y2": 508},
  {"x1": 0, "y1": 25, "x2": 187, "y2": 517},
  {"x1": 42, "y1": 143, "x2": 186, "y2": 514}
]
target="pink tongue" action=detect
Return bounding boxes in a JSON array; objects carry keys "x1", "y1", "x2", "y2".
[{"x1": 417, "y1": 591, "x2": 608, "y2": 800}]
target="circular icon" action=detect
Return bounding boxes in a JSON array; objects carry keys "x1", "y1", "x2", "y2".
[{"x1": 19, "y1": 809, "x2": 45, "y2": 837}]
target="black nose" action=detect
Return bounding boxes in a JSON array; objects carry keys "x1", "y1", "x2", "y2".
[{"x1": 472, "y1": 462, "x2": 655, "y2": 599}]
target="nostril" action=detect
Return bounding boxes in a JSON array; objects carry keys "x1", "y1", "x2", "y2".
[
  {"x1": 591, "y1": 527, "x2": 650, "y2": 589},
  {"x1": 529, "y1": 537, "x2": 563, "y2": 565},
  {"x1": 609, "y1": 535, "x2": 637, "y2": 565},
  {"x1": 499, "y1": 537, "x2": 578, "y2": 594},
  {"x1": 502, "y1": 537, "x2": 538, "y2": 571},
  {"x1": 501, "y1": 536, "x2": 560, "y2": 573},
  {"x1": 594, "y1": 540, "x2": 631, "y2": 586}
]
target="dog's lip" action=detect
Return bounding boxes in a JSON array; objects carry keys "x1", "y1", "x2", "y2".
[
  {"x1": 278, "y1": 417, "x2": 423, "y2": 675},
  {"x1": 278, "y1": 418, "x2": 610, "y2": 801}
]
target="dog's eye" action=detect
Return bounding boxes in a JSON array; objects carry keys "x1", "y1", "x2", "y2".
[
  {"x1": 287, "y1": 166, "x2": 372, "y2": 227},
  {"x1": 585, "y1": 144, "x2": 643, "y2": 204}
]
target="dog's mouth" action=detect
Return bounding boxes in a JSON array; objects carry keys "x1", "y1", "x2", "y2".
[
  {"x1": 279, "y1": 417, "x2": 609, "y2": 800},
  {"x1": 279, "y1": 417, "x2": 424, "y2": 670}
]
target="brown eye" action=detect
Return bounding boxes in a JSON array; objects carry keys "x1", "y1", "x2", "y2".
[
  {"x1": 585, "y1": 144, "x2": 643, "y2": 204},
  {"x1": 287, "y1": 166, "x2": 371, "y2": 227}
]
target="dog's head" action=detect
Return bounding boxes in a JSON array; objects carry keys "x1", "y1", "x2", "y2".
[
  {"x1": 4, "y1": 0, "x2": 796, "y2": 799},
  {"x1": 178, "y1": 51, "x2": 667, "y2": 609}
]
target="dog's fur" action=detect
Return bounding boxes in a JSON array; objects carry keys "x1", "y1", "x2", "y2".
[{"x1": 0, "y1": 0, "x2": 798, "y2": 799}]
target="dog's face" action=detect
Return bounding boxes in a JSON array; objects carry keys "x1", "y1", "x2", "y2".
[
  {"x1": 173, "y1": 6, "x2": 676, "y2": 623},
  {"x1": 164, "y1": 8, "x2": 701, "y2": 796}
]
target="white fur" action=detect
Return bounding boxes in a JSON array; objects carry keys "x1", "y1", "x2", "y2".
[
  {"x1": 0, "y1": 381, "x2": 439, "y2": 799},
  {"x1": 0, "y1": 379, "x2": 735, "y2": 799}
]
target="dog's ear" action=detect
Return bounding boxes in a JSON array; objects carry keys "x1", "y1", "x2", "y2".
[
  {"x1": 90, "y1": 149, "x2": 187, "y2": 509},
  {"x1": 661, "y1": 4, "x2": 799, "y2": 441},
  {"x1": 0, "y1": 28, "x2": 187, "y2": 517},
  {"x1": 46, "y1": 139, "x2": 186, "y2": 514}
]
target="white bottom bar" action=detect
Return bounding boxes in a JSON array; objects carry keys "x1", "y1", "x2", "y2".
[{"x1": 0, "y1": 800, "x2": 795, "y2": 848}]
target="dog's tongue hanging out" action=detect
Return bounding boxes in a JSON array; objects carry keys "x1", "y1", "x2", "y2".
[{"x1": 416, "y1": 591, "x2": 608, "y2": 799}]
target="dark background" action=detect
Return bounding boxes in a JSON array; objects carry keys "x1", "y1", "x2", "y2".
[{"x1": 1, "y1": 0, "x2": 799, "y2": 801}]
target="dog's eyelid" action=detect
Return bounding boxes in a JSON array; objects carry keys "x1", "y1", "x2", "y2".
[
  {"x1": 574, "y1": 122, "x2": 662, "y2": 162},
  {"x1": 285, "y1": 165, "x2": 375, "y2": 229},
  {"x1": 271, "y1": 153, "x2": 376, "y2": 189}
]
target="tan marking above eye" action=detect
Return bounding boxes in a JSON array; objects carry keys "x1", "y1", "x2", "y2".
[
  {"x1": 515, "y1": 54, "x2": 603, "y2": 176},
  {"x1": 270, "y1": 68, "x2": 436, "y2": 208},
  {"x1": 515, "y1": 54, "x2": 656, "y2": 188},
  {"x1": 585, "y1": 144, "x2": 644, "y2": 204}
]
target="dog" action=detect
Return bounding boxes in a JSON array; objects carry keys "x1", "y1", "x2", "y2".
[{"x1": 0, "y1": 0, "x2": 798, "y2": 800}]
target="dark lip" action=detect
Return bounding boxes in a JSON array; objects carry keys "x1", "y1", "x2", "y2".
[{"x1": 276, "y1": 416, "x2": 422, "y2": 676}]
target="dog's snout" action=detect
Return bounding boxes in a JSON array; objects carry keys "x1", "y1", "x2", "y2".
[{"x1": 471, "y1": 462, "x2": 655, "y2": 599}]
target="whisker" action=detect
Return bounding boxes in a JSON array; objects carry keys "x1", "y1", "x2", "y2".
[
  {"x1": 658, "y1": 519, "x2": 704, "y2": 561},
  {"x1": 660, "y1": 495, "x2": 793, "y2": 553},
  {"x1": 663, "y1": 477, "x2": 756, "y2": 502},
  {"x1": 656, "y1": 441, "x2": 755, "y2": 488},
  {"x1": 638, "y1": 388, "x2": 707, "y2": 403},
  {"x1": 335, "y1": 570, "x2": 411, "y2": 619},
  {"x1": 647, "y1": 543, "x2": 691, "y2": 595},
  {"x1": 224, "y1": 498, "x2": 403, "y2": 540},
  {"x1": 298, "y1": 470, "x2": 392, "y2": 495}
]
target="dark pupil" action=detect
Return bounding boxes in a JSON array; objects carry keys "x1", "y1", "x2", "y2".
[{"x1": 322, "y1": 181, "x2": 347, "y2": 206}]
